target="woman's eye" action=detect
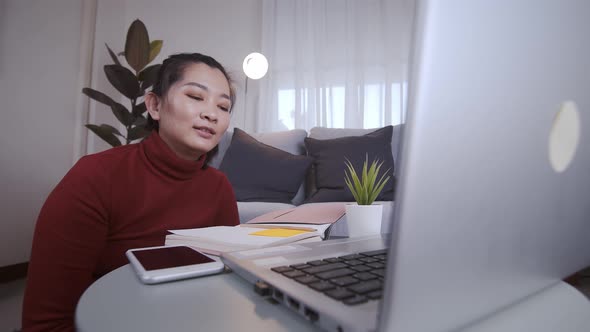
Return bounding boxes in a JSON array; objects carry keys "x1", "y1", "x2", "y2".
[
  {"x1": 188, "y1": 95, "x2": 203, "y2": 101},
  {"x1": 218, "y1": 105, "x2": 230, "y2": 112}
]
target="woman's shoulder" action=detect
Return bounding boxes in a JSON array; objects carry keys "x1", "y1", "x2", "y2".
[{"x1": 72, "y1": 144, "x2": 138, "y2": 176}]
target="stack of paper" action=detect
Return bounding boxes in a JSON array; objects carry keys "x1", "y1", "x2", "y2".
[
  {"x1": 165, "y1": 203, "x2": 346, "y2": 256},
  {"x1": 165, "y1": 225, "x2": 321, "y2": 256}
]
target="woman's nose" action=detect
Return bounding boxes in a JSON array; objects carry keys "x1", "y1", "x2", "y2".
[{"x1": 200, "y1": 108, "x2": 218, "y2": 123}]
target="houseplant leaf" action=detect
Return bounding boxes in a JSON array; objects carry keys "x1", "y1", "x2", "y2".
[
  {"x1": 366, "y1": 158, "x2": 384, "y2": 199},
  {"x1": 345, "y1": 158, "x2": 366, "y2": 204},
  {"x1": 85, "y1": 124, "x2": 122, "y2": 147},
  {"x1": 148, "y1": 40, "x2": 163, "y2": 64},
  {"x1": 104, "y1": 64, "x2": 140, "y2": 99},
  {"x1": 82, "y1": 88, "x2": 115, "y2": 106},
  {"x1": 105, "y1": 43, "x2": 121, "y2": 66},
  {"x1": 128, "y1": 125, "x2": 151, "y2": 141},
  {"x1": 345, "y1": 173, "x2": 361, "y2": 204},
  {"x1": 344, "y1": 156, "x2": 391, "y2": 205},
  {"x1": 110, "y1": 102, "x2": 134, "y2": 126},
  {"x1": 83, "y1": 19, "x2": 163, "y2": 147},
  {"x1": 138, "y1": 64, "x2": 161, "y2": 91},
  {"x1": 132, "y1": 102, "x2": 147, "y2": 116},
  {"x1": 369, "y1": 173, "x2": 391, "y2": 204},
  {"x1": 360, "y1": 158, "x2": 369, "y2": 204},
  {"x1": 124, "y1": 19, "x2": 150, "y2": 73},
  {"x1": 132, "y1": 115, "x2": 147, "y2": 127}
]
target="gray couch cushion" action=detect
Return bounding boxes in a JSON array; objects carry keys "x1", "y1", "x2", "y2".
[
  {"x1": 209, "y1": 128, "x2": 309, "y2": 205},
  {"x1": 249, "y1": 129, "x2": 308, "y2": 155},
  {"x1": 207, "y1": 131, "x2": 233, "y2": 169},
  {"x1": 308, "y1": 125, "x2": 402, "y2": 169},
  {"x1": 210, "y1": 128, "x2": 308, "y2": 168},
  {"x1": 219, "y1": 128, "x2": 312, "y2": 204},
  {"x1": 304, "y1": 126, "x2": 395, "y2": 203}
]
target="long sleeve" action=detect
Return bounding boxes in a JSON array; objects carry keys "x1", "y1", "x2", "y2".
[
  {"x1": 22, "y1": 132, "x2": 240, "y2": 331},
  {"x1": 22, "y1": 157, "x2": 110, "y2": 332}
]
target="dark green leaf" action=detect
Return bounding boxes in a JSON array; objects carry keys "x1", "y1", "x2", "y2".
[
  {"x1": 111, "y1": 102, "x2": 134, "y2": 126},
  {"x1": 82, "y1": 87, "x2": 115, "y2": 106},
  {"x1": 85, "y1": 124, "x2": 122, "y2": 147},
  {"x1": 148, "y1": 40, "x2": 163, "y2": 64},
  {"x1": 104, "y1": 64, "x2": 140, "y2": 99},
  {"x1": 127, "y1": 125, "x2": 151, "y2": 141},
  {"x1": 139, "y1": 64, "x2": 161, "y2": 91},
  {"x1": 105, "y1": 43, "x2": 121, "y2": 66},
  {"x1": 125, "y1": 19, "x2": 150, "y2": 72},
  {"x1": 132, "y1": 102, "x2": 147, "y2": 116},
  {"x1": 106, "y1": 124, "x2": 125, "y2": 136},
  {"x1": 133, "y1": 115, "x2": 147, "y2": 127}
]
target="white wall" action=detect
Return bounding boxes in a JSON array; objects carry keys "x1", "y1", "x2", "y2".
[
  {"x1": 0, "y1": 0, "x2": 262, "y2": 266},
  {"x1": 0, "y1": 0, "x2": 86, "y2": 266},
  {"x1": 87, "y1": 0, "x2": 262, "y2": 153}
]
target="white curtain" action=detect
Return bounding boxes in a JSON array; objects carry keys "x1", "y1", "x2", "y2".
[{"x1": 254, "y1": 0, "x2": 415, "y2": 132}]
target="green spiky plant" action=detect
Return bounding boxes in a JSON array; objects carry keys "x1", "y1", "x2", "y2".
[
  {"x1": 344, "y1": 155, "x2": 391, "y2": 205},
  {"x1": 82, "y1": 19, "x2": 163, "y2": 147}
]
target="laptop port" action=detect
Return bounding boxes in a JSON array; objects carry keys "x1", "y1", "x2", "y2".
[
  {"x1": 254, "y1": 281, "x2": 271, "y2": 297},
  {"x1": 288, "y1": 297, "x2": 300, "y2": 310},
  {"x1": 274, "y1": 289, "x2": 284, "y2": 301},
  {"x1": 304, "y1": 307, "x2": 319, "y2": 322}
]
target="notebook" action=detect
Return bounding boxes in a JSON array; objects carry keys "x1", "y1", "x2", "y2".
[{"x1": 222, "y1": 1, "x2": 590, "y2": 331}]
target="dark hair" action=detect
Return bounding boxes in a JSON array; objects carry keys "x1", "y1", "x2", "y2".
[
  {"x1": 147, "y1": 52, "x2": 236, "y2": 131},
  {"x1": 146, "y1": 53, "x2": 235, "y2": 166}
]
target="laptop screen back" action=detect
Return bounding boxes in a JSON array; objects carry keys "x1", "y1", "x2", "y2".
[{"x1": 380, "y1": 1, "x2": 590, "y2": 331}]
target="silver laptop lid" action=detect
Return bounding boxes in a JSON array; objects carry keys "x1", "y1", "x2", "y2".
[{"x1": 380, "y1": 1, "x2": 590, "y2": 331}]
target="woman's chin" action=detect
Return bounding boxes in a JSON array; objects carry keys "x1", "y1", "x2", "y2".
[{"x1": 186, "y1": 141, "x2": 216, "y2": 158}]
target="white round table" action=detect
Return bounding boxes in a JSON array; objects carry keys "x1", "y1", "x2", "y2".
[{"x1": 75, "y1": 264, "x2": 321, "y2": 332}]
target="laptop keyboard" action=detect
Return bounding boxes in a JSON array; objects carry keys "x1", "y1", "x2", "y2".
[{"x1": 270, "y1": 249, "x2": 388, "y2": 305}]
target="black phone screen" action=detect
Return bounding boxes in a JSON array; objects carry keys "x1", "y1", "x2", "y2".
[{"x1": 132, "y1": 246, "x2": 214, "y2": 271}]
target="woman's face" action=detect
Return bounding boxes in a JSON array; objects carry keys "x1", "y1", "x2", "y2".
[{"x1": 147, "y1": 63, "x2": 232, "y2": 160}]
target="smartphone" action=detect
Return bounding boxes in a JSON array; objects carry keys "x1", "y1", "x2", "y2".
[{"x1": 126, "y1": 245, "x2": 225, "y2": 284}]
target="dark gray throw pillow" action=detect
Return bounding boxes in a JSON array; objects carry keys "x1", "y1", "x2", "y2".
[
  {"x1": 219, "y1": 128, "x2": 313, "y2": 203},
  {"x1": 304, "y1": 126, "x2": 395, "y2": 203}
]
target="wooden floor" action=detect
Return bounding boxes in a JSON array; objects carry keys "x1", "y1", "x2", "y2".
[{"x1": 0, "y1": 278, "x2": 26, "y2": 332}]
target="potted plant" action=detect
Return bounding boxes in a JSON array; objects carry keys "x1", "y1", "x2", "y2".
[
  {"x1": 344, "y1": 155, "x2": 391, "y2": 237},
  {"x1": 82, "y1": 19, "x2": 163, "y2": 147}
]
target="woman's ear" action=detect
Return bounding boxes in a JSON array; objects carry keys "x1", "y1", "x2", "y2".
[{"x1": 145, "y1": 92, "x2": 161, "y2": 121}]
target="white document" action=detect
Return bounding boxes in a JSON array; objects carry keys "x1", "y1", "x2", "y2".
[
  {"x1": 169, "y1": 226, "x2": 289, "y2": 247},
  {"x1": 166, "y1": 225, "x2": 321, "y2": 256}
]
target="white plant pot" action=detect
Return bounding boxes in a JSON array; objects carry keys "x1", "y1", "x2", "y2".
[{"x1": 345, "y1": 204, "x2": 383, "y2": 237}]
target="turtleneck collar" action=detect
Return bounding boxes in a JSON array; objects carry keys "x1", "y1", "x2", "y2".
[{"x1": 141, "y1": 131, "x2": 206, "y2": 180}]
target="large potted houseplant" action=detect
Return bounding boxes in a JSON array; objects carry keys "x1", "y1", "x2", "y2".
[
  {"x1": 344, "y1": 155, "x2": 391, "y2": 237},
  {"x1": 82, "y1": 19, "x2": 163, "y2": 147}
]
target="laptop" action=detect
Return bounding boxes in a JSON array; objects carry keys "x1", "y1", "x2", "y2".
[{"x1": 222, "y1": 1, "x2": 590, "y2": 331}]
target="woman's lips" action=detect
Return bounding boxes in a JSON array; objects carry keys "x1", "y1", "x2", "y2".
[{"x1": 195, "y1": 127, "x2": 214, "y2": 139}]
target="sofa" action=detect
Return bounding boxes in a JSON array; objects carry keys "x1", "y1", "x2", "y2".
[{"x1": 208, "y1": 125, "x2": 402, "y2": 237}]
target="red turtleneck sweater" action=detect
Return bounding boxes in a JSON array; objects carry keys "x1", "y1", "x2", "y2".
[{"x1": 22, "y1": 132, "x2": 239, "y2": 332}]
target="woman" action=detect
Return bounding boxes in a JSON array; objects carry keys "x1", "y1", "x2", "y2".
[{"x1": 22, "y1": 53, "x2": 239, "y2": 331}]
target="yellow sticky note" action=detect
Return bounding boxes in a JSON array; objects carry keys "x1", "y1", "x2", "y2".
[{"x1": 249, "y1": 228, "x2": 310, "y2": 237}]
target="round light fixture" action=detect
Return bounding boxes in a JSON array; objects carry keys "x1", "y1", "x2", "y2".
[{"x1": 243, "y1": 52, "x2": 268, "y2": 80}]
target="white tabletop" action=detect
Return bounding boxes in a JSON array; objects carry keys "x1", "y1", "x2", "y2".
[
  {"x1": 75, "y1": 264, "x2": 322, "y2": 332},
  {"x1": 75, "y1": 264, "x2": 590, "y2": 332}
]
